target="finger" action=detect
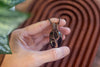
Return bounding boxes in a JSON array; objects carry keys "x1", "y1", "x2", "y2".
[
  {"x1": 62, "y1": 35, "x2": 66, "y2": 40},
  {"x1": 42, "y1": 27, "x2": 71, "y2": 37},
  {"x1": 23, "y1": 18, "x2": 66, "y2": 35},
  {"x1": 50, "y1": 18, "x2": 66, "y2": 27},
  {"x1": 36, "y1": 46, "x2": 70, "y2": 65},
  {"x1": 58, "y1": 27, "x2": 71, "y2": 35},
  {"x1": 36, "y1": 35, "x2": 66, "y2": 50}
]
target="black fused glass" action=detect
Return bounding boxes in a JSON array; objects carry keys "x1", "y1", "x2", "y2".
[
  {"x1": 57, "y1": 37, "x2": 62, "y2": 47},
  {"x1": 50, "y1": 41, "x2": 56, "y2": 48},
  {"x1": 54, "y1": 31, "x2": 58, "y2": 39}
]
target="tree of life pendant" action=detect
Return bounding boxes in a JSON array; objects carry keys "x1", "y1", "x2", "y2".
[{"x1": 49, "y1": 18, "x2": 62, "y2": 48}]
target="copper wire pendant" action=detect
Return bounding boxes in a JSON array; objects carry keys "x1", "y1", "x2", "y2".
[{"x1": 49, "y1": 18, "x2": 62, "y2": 48}]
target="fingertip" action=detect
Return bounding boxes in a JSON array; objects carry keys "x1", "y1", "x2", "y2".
[
  {"x1": 62, "y1": 35, "x2": 66, "y2": 40},
  {"x1": 66, "y1": 27, "x2": 71, "y2": 34},
  {"x1": 60, "y1": 46, "x2": 70, "y2": 56},
  {"x1": 60, "y1": 19, "x2": 66, "y2": 24},
  {"x1": 50, "y1": 18, "x2": 59, "y2": 23},
  {"x1": 60, "y1": 19, "x2": 66, "y2": 26},
  {"x1": 59, "y1": 27, "x2": 71, "y2": 35},
  {"x1": 48, "y1": 18, "x2": 66, "y2": 26},
  {"x1": 55, "y1": 46, "x2": 70, "y2": 59}
]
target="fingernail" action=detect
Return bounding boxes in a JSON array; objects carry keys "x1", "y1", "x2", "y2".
[
  {"x1": 50, "y1": 18, "x2": 59, "y2": 23},
  {"x1": 56, "y1": 46, "x2": 70, "y2": 59},
  {"x1": 61, "y1": 19, "x2": 66, "y2": 23},
  {"x1": 59, "y1": 27, "x2": 71, "y2": 35},
  {"x1": 66, "y1": 28, "x2": 71, "y2": 34},
  {"x1": 60, "y1": 46, "x2": 70, "y2": 56}
]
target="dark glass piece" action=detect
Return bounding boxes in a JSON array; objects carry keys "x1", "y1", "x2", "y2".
[
  {"x1": 57, "y1": 37, "x2": 62, "y2": 47},
  {"x1": 54, "y1": 31, "x2": 58, "y2": 39},
  {"x1": 49, "y1": 31, "x2": 54, "y2": 39},
  {"x1": 50, "y1": 41, "x2": 56, "y2": 48}
]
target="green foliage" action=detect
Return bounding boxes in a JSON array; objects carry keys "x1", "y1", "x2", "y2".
[
  {"x1": 0, "y1": 36, "x2": 11, "y2": 54},
  {"x1": 0, "y1": 0, "x2": 25, "y2": 7},
  {"x1": 0, "y1": 1, "x2": 29, "y2": 54},
  {"x1": 0, "y1": 1, "x2": 10, "y2": 8}
]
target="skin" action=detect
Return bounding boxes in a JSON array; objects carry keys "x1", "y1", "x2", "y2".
[
  {"x1": 15, "y1": 0, "x2": 100, "y2": 67},
  {"x1": 1, "y1": 18, "x2": 71, "y2": 67},
  {"x1": 2, "y1": 1, "x2": 71, "y2": 67}
]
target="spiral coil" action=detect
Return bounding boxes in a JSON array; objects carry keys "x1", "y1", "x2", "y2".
[{"x1": 22, "y1": 0, "x2": 100, "y2": 67}]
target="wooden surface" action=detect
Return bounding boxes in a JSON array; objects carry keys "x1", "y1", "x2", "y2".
[
  {"x1": 22, "y1": 0, "x2": 100, "y2": 67},
  {"x1": 0, "y1": 0, "x2": 100, "y2": 67},
  {"x1": 0, "y1": 54, "x2": 5, "y2": 66}
]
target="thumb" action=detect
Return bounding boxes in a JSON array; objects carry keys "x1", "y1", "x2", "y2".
[{"x1": 35, "y1": 46, "x2": 70, "y2": 65}]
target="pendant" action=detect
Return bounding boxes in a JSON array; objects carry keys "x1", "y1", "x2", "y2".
[{"x1": 49, "y1": 18, "x2": 62, "y2": 48}]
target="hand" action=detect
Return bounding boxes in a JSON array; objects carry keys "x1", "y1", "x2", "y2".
[{"x1": 1, "y1": 18, "x2": 71, "y2": 67}]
